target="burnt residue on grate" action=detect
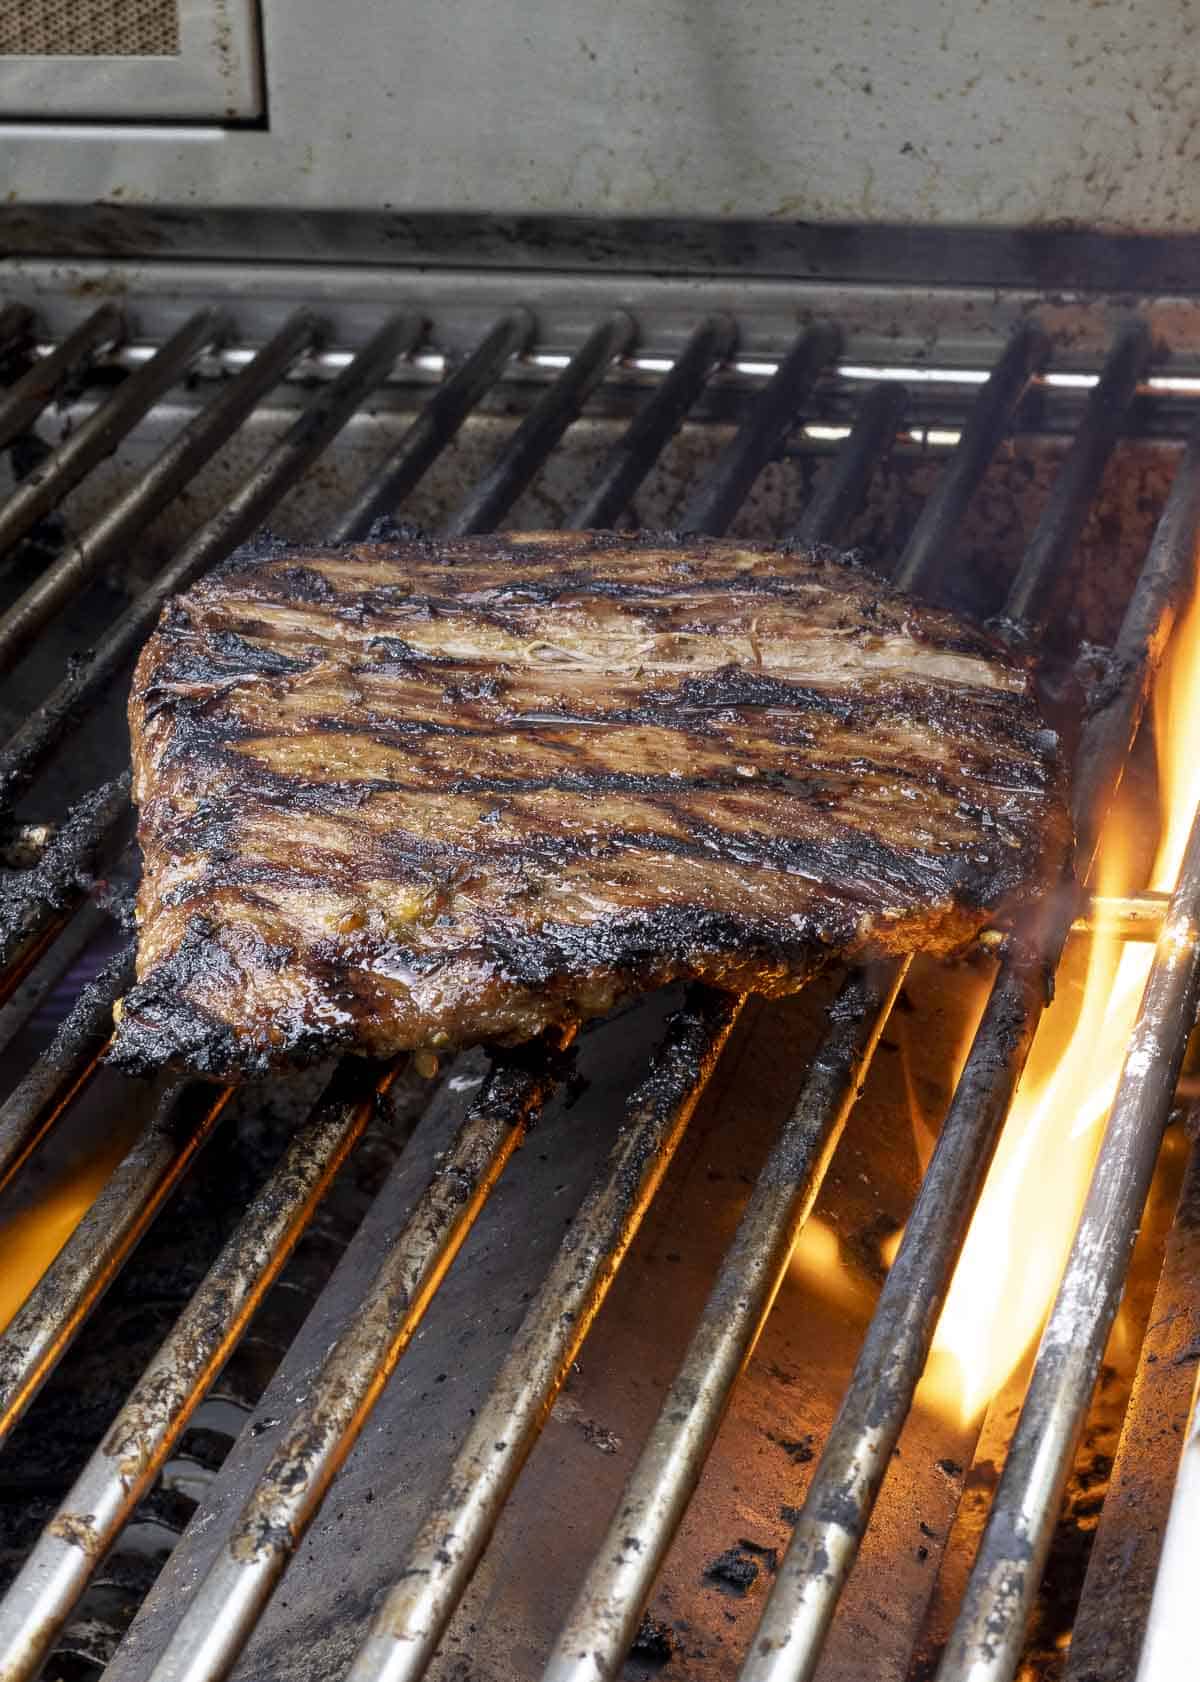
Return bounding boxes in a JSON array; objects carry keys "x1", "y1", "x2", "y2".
[
  {"x1": 0, "y1": 775, "x2": 129, "y2": 952},
  {"x1": 704, "y1": 1539, "x2": 780, "y2": 1596},
  {"x1": 629, "y1": 1612, "x2": 675, "y2": 1666}
]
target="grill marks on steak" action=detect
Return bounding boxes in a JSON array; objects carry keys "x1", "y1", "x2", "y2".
[{"x1": 110, "y1": 533, "x2": 1071, "y2": 1078}]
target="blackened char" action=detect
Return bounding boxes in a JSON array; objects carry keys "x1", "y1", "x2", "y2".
[{"x1": 110, "y1": 532, "x2": 1072, "y2": 1078}]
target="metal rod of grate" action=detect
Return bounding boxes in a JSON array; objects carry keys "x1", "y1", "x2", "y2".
[
  {"x1": 567, "y1": 312, "x2": 737, "y2": 531},
  {"x1": 792, "y1": 380, "x2": 908, "y2": 547},
  {"x1": 890, "y1": 319, "x2": 1048, "y2": 595},
  {"x1": 1004, "y1": 315, "x2": 1152, "y2": 633},
  {"x1": 0, "y1": 301, "x2": 124, "y2": 456},
  {"x1": 680, "y1": 322, "x2": 840, "y2": 533},
  {"x1": 445, "y1": 312, "x2": 636, "y2": 536},
  {"x1": 330, "y1": 308, "x2": 535, "y2": 542},
  {"x1": 0, "y1": 308, "x2": 323, "y2": 679},
  {"x1": 0, "y1": 308, "x2": 228, "y2": 565}
]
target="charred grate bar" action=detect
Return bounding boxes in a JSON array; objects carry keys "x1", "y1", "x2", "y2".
[{"x1": 0, "y1": 287, "x2": 1191, "y2": 1682}]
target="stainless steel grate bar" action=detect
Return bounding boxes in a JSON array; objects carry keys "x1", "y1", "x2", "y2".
[
  {"x1": 892, "y1": 320, "x2": 1048, "y2": 594},
  {"x1": 0, "y1": 302, "x2": 125, "y2": 456},
  {"x1": 141, "y1": 1041, "x2": 565, "y2": 1682},
  {"x1": 1004, "y1": 316, "x2": 1152, "y2": 633},
  {"x1": 330, "y1": 308, "x2": 535, "y2": 542},
  {"x1": 0, "y1": 1056, "x2": 402, "y2": 1682},
  {"x1": 936, "y1": 793, "x2": 1200, "y2": 1682},
  {"x1": 681, "y1": 323, "x2": 840, "y2": 534},
  {"x1": 792, "y1": 381, "x2": 907, "y2": 547},
  {"x1": 0, "y1": 308, "x2": 323, "y2": 679},
  {"x1": 567, "y1": 312, "x2": 736, "y2": 530},
  {"x1": 0, "y1": 308, "x2": 227, "y2": 565},
  {"x1": 446, "y1": 312, "x2": 636, "y2": 536},
  {"x1": 541, "y1": 960, "x2": 909, "y2": 1682},
  {"x1": 342, "y1": 988, "x2": 742, "y2": 1682}
]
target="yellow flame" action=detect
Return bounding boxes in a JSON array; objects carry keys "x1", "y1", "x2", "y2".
[
  {"x1": 789, "y1": 1216, "x2": 878, "y2": 1319},
  {"x1": 881, "y1": 972, "x2": 991, "y2": 1271},
  {"x1": 921, "y1": 577, "x2": 1200, "y2": 1426}
]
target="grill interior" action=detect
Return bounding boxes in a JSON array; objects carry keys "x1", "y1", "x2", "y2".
[{"x1": 0, "y1": 288, "x2": 1196, "y2": 1682}]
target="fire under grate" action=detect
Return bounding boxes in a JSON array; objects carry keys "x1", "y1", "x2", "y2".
[{"x1": 0, "y1": 287, "x2": 1194, "y2": 1682}]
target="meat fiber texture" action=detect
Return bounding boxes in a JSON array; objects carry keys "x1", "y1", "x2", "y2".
[{"x1": 109, "y1": 532, "x2": 1072, "y2": 1079}]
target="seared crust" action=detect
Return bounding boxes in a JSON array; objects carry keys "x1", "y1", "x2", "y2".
[{"x1": 110, "y1": 532, "x2": 1072, "y2": 1078}]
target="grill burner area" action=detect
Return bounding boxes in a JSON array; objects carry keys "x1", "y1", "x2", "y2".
[{"x1": 0, "y1": 282, "x2": 1195, "y2": 1682}]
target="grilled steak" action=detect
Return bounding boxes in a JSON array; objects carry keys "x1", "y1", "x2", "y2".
[{"x1": 110, "y1": 532, "x2": 1071, "y2": 1078}]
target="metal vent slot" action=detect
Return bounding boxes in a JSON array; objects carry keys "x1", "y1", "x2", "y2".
[{"x1": 0, "y1": 0, "x2": 179, "y2": 58}]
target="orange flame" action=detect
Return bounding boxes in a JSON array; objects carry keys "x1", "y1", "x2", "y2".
[
  {"x1": 789, "y1": 1215, "x2": 880, "y2": 1319},
  {"x1": 0, "y1": 1159, "x2": 115, "y2": 1333},
  {"x1": 0, "y1": 1099, "x2": 136, "y2": 1335},
  {"x1": 920, "y1": 578, "x2": 1200, "y2": 1426},
  {"x1": 880, "y1": 973, "x2": 991, "y2": 1273}
]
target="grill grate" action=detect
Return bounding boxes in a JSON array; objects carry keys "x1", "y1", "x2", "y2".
[{"x1": 0, "y1": 292, "x2": 1192, "y2": 1682}]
